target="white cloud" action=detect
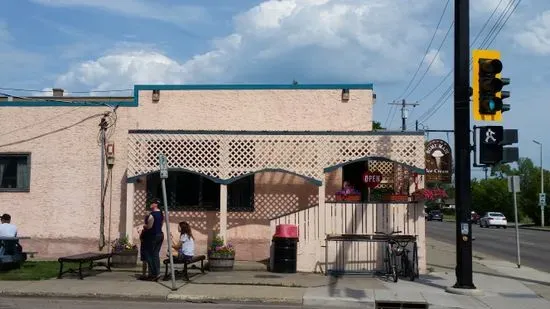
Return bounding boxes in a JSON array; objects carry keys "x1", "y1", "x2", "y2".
[
  {"x1": 30, "y1": 0, "x2": 207, "y2": 27},
  {"x1": 54, "y1": 0, "x2": 453, "y2": 92},
  {"x1": 514, "y1": 10, "x2": 550, "y2": 55},
  {"x1": 423, "y1": 49, "x2": 446, "y2": 76},
  {"x1": 471, "y1": 0, "x2": 507, "y2": 14}
]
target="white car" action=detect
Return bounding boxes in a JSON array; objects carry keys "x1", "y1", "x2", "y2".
[{"x1": 479, "y1": 212, "x2": 508, "y2": 228}]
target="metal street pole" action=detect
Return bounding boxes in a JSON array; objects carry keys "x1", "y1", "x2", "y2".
[
  {"x1": 159, "y1": 154, "x2": 176, "y2": 291},
  {"x1": 534, "y1": 140, "x2": 545, "y2": 227},
  {"x1": 453, "y1": 0, "x2": 475, "y2": 289},
  {"x1": 510, "y1": 176, "x2": 521, "y2": 268}
]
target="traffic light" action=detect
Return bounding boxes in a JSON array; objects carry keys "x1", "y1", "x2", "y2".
[
  {"x1": 478, "y1": 126, "x2": 519, "y2": 166},
  {"x1": 472, "y1": 49, "x2": 511, "y2": 121}
]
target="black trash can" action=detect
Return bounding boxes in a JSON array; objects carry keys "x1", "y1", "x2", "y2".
[{"x1": 270, "y1": 236, "x2": 298, "y2": 273}]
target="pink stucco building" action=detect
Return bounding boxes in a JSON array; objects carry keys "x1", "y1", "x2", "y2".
[{"x1": 0, "y1": 84, "x2": 426, "y2": 273}]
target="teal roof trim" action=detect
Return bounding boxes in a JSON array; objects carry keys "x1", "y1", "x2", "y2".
[
  {"x1": 134, "y1": 83, "x2": 373, "y2": 91},
  {"x1": 0, "y1": 101, "x2": 136, "y2": 107}
]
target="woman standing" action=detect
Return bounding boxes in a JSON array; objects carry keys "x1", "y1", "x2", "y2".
[{"x1": 139, "y1": 198, "x2": 164, "y2": 281}]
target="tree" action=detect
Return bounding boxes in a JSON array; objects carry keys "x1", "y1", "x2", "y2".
[
  {"x1": 373, "y1": 121, "x2": 385, "y2": 131},
  {"x1": 471, "y1": 178, "x2": 514, "y2": 219},
  {"x1": 474, "y1": 158, "x2": 549, "y2": 225}
]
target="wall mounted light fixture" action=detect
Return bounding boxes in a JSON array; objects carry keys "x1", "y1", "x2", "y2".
[
  {"x1": 152, "y1": 89, "x2": 160, "y2": 103},
  {"x1": 341, "y1": 89, "x2": 350, "y2": 101}
]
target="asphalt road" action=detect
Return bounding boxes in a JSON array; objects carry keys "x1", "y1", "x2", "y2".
[
  {"x1": 427, "y1": 221, "x2": 550, "y2": 273},
  {"x1": 0, "y1": 298, "x2": 305, "y2": 309}
]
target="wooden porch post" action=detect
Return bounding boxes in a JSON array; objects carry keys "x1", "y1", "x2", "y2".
[
  {"x1": 318, "y1": 181, "x2": 327, "y2": 235},
  {"x1": 125, "y1": 182, "x2": 135, "y2": 239},
  {"x1": 220, "y1": 184, "x2": 228, "y2": 244}
]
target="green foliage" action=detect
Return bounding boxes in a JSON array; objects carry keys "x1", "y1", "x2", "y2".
[
  {"x1": 473, "y1": 158, "x2": 549, "y2": 225},
  {"x1": 373, "y1": 121, "x2": 385, "y2": 131}
]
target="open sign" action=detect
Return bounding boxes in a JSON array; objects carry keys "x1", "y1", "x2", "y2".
[{"x1": 362, "y1": 171, "x2": 382, "y2": 188}]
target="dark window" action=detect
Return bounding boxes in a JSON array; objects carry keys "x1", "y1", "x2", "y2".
[
  {"x1": 146, "y1": 171, "x2": 254, "y2": 212},
  {"x1": 0, "y1": 154, "x2": 31, "y2": 192},
  {"x1": 228, "y1": 176, "x2": 255, "y2": 212},
  {"x1": 342, "y1": 160, "x2": 368, "y2": 202}
]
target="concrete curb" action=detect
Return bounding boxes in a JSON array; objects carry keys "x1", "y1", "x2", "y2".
[
  {"x1": 0, "y1": 290, "x2": 169, "y2": 301},
  {"x1": 166, "y1": 293, "x2": 303, "y2": 304},
  {"x1": 0, "y1": 290, "x2": 305, "y2": 305},
  {"x1": 519, "y1": 226, "x2": 550, "y2": 232}
]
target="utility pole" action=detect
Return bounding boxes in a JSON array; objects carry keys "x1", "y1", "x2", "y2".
[
  {"x1": 99, "y1": 116, "x2": 108, "y2": 251},
  {"x1": 453, "y1": 0, "x2": 476, "y2": 290},
  {"x1": 389, "y1": 99, "x2": 418, "y2": 131},
  {"x1": 533, "y1": 140, "x2": 545, "y2": 226}
]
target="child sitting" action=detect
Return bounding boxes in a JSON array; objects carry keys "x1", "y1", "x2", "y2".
[{"x1": 171, "y1": 221, "x2": 195, "y2": 262}]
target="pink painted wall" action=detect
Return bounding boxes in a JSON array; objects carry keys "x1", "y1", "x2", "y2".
[{"x1": 0, "y1": 88, "x2": 402, "y2": 261}]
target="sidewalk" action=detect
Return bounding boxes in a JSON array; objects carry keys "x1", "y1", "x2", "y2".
[{"x1": 0, "y1": 239, "x2": 549, "y2": 308}]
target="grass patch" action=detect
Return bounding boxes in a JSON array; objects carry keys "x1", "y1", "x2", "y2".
[{"x1": 0, "y1": 261, "x2": 79, "y2": 281}]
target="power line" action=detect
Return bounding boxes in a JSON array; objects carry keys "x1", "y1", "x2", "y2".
[
  {"x1": 384, "y1": 0, "x2": 452, "y2": 128},
  {"x1": 403, "y1": 20, "x2": 454, "y2": 99},
  {"x1": 393, "y1": 0, "x2": 451, "y2": 101},
  {"x1": 411, "y1": 0, "x2": 522, "y2": 126}
]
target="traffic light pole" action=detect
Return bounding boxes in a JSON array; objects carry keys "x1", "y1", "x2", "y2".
[{"x1": 453, "y1": 0, "x2": 476, "y2": 290}]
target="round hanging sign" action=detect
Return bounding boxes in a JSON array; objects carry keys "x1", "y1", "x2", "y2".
[{"x1": 362, "y1": 171, "x2": 382, "y2": 188}]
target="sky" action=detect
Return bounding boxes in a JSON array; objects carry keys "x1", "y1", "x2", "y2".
[{"x1": 0, "y1": 0, "x2": 549, "y2": 179}]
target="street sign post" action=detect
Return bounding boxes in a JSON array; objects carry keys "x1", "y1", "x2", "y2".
[
  {"x1": 158, "y1": 154, "x2": 176, "y2": 290},
  {"x1": 508, "y1": 175, "x2": 521, "y2": 268},
  {"x1": 540, "y1": 193, "x2": 546, "y2": 207}
]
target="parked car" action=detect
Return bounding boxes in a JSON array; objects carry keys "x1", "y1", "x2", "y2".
[
  {"x1": 479, "y1": 212, "x2": 507, "y2": 228},
  {"x1": 427, "y1": 210, "x2": 443, "y2": 221}
]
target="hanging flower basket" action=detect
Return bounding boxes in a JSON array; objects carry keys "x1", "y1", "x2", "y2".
[{"x1": 411, "y1": 188, "x2": 448, "y2": 202}]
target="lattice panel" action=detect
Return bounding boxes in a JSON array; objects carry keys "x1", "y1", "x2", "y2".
[
  {"x1": 368, "y1": 161, "x2": 394, "y2": 182},
  {"x1": 127, "y1": 132, "x2": 424, "y2": 182}
]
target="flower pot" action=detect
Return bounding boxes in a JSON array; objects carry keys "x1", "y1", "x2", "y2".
[
  {"x1": 382, "y1": 194, "x2": 410, "y2": 203},
  {"x1": 111, "y1": 249, "x2": 138, "y2": 268},
  {"x1": 208, "y1": 256, "x2": 235, "y2": 271},
  {"x1": 335, "y1": 194, "x2": 361, "y2": 202}
]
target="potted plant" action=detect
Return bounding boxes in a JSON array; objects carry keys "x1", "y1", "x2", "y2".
[
  {"x1": 335, "y1": 182, "x2": 362, "y2": 202},
  {"x1": 207, "y1": 235, "x2": 235, "y2": 271},
  {"x1": 111, "y1": 235, "x2": 138, "y2": 268}
]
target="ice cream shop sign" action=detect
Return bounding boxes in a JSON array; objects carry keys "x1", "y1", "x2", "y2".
[
  {"x1": 425, "y1": 139, "x2": 453, "y2": 183},
  {"x1": 362, "y1": 171, "x2": 383, "y2": 188}
]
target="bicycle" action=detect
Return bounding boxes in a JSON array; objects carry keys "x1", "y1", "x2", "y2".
[{"x1": 375, "y1": 230, "x2": 418, "y2": 282}]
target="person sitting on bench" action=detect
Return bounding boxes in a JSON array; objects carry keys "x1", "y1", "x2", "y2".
[{"x1": 171, "y1": 221, "x2": 195, "y2": 262}]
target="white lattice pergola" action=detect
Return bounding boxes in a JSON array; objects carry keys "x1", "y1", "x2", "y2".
[
  {"x1": 124, "y1": 130, "x2": 425, "y2": 243},
  {"x1": 127, "y1": 130, "x2": 425, "y2": 184}
]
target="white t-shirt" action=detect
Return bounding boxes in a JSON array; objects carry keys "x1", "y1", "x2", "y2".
[
  {"x1": 179, "y1": 233, "x2": 194, "y2": 256},
  {"x1": 0, "y1": 223, "x2": 17, "y2": 237}
]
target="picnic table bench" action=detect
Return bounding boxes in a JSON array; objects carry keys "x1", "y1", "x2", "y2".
[
  {"x1": 57, "y1": 252, "x2": 112, "y2": 279},
  {"x1": 162, "y1": 255, "x2": 205, "y2": 281}
]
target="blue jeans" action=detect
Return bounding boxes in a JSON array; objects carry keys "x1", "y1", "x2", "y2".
[{"x1": 143, "y1": 233, "x2": 164, "y2": 277}]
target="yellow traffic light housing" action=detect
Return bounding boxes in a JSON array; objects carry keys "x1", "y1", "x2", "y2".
[{"x1": 472, "y1": 49, "x2": 511, "y2": 121}]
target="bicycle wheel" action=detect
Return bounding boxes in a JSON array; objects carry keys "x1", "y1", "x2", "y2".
[
  {"x1": 400, "y1": 252, "x2": 412, "y2": 281},
  {"x1": 384, "y1": 245, "x2": 392, "y2": 277},
  {"x1": 391, "y1": 250, "x2": 398, "y2": 282},
  {"x1": 412, "y1": 242, "x2": 419, "y2": 279}
]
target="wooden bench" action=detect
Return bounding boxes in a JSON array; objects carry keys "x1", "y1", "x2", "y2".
[
  {"x1": 163, "y1": 255, "x2": 205, "y2": 281},
  {"x1": 58, "y1": 252, "x2": 112, "y2": 280}
]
